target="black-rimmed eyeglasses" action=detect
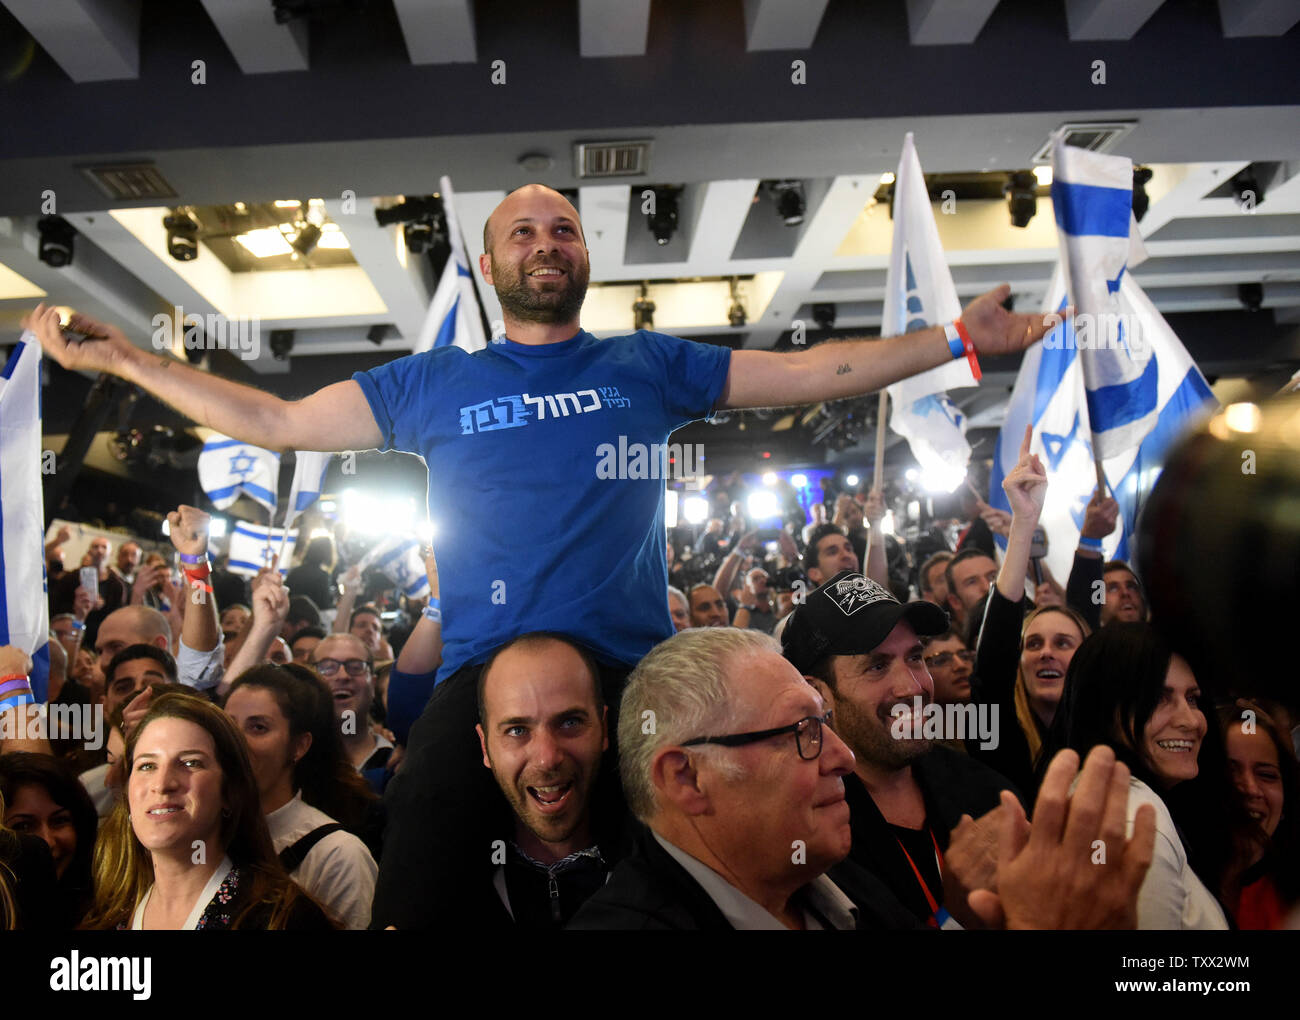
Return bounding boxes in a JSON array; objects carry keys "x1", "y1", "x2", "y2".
[
  {"x1": 313, "y1": 658, "x2": 370, "y2": 678},
  {"x1": 923, "y1": 650, "x2": 974, "y2": 669},
  {"x1": 680, "y1": 712, "x2": 831, "y2": 761}
]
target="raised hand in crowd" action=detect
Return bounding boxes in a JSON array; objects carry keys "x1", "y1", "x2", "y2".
[
  {"x1": 976, "y1": 500, "x2": 1013, "y2": 539},
  {"x1": 333, "y1": 563, "x2": 365, "y2": 635},
  {"x1": 967, "y1": 746, "x2": 1156, "y2": 929},
  {"x1": 0, "y1": 644, "x2": 46, "y2": 755},
  {"x1": 995, "y1": 425, "x2": 1048, "y2": 604},
  {"x1": 1078, "y1": 487, "x2": 1120, "y2": 557},
  {"x1": 941, "y1": 805, "x2": 1006, "y2": 929},
  {"x1": 223, "y1": 566, "x2": 292, "y2": 692}
]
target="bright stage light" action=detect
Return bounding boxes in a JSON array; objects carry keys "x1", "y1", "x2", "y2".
[
  {"x1": 309, "y1": 528, "x2": 332, "y2": 540},
  {"x1": 342, "y1": 489, "x2": 417, "y2": 535},
  {"x1": 881, "y1": 510, "x2": 895, "y2": 537},
  {"x1": 920, "y1": 462, "x2": 966, "y2": 494},
  {"x1": 319, "y1": 500, "x2": 337, "y2": 513},
  {"x1": 761, "y1": 471, "x2": 777, "y2": 486},
  {"x1": 665, "y1": 490, "x2": 679, "y2": 529},
  {"x1": 747, "y1": 490, "x2": 780, "y2": 521},
  {"x1": 683, "y1": 496, "x2": 709, "y2": 524},
  {"x1": 791, "y1": 473, "x2": 808, "y2": 489},
  {"x1": 905, "y1": 468, "x2": 919, "y2": 482},
  {"x1": 208, "y1": 517, "x2": 228, "y2": 539},
  {"x1": 845, "y1": 474, "x2": 860, "y2": 488}
]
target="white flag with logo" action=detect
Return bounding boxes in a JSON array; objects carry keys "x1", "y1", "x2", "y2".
[
  {"x1": 226, "y1": 521, "x2": 297, "y2": 577},
  {"x1": 882, "y1": 133, "x2": 978, "y2": 491}
]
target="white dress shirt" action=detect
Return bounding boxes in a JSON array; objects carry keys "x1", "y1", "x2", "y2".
[
  {"x1": 1127, "y1": 778, "x2": 1228, "y2": 930},
  {"x1": 266, "y1": 791, "x2": 377, "y2": 930}
]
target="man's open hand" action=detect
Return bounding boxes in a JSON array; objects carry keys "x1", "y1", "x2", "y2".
[
  {"x1": 967, "y1": 745, "x2": 1156, "y2": 929},
  {"x1": 960, "y1": 285, "x2": 1065, "y2": 358},
  {"x1": 23, "y1": 303, "x2": 132, "y2": 375}
]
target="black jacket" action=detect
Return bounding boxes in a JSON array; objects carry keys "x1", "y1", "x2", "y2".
[
  {"x1": 844, "y1": 746, "x2": 1020, "y2": 924},
  {"x1": 970, "y1": 588, "x2": 1041, "y2": 797},
  {"x1": 568, "y1": 823, "x2": 923, "y2": 930}
]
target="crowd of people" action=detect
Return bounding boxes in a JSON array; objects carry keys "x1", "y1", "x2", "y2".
[{"x1": 3, "y1": 183, "x2": 1296, "y2": 932}]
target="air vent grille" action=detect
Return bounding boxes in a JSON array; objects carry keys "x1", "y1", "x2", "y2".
[
  {"x1": 574, "y1": 140, "x2": 652, "y2": 178},
  {"x1": 81, "y1": 163, "x2": 179, "y2": 201},
  {"x1": 1032, "y1": 122, "x2": 1136, "y2": 164}
]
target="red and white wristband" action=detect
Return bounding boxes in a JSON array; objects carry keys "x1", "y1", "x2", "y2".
[{"x1": 944, "y1": 319, "x2": 982, "y2": 382}]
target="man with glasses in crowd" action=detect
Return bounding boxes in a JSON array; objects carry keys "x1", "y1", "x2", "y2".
[{"x1": 311, "y1": 634, "x2": 394, "y2": 786}]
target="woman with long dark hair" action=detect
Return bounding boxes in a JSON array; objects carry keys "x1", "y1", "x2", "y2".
[
  {"x1": 1059, "y1": 622, "x2": 1231, "y2": 929},
  {"x1": 0, "y1": 752, "x2": 97, "y2": 926},
  {"x1": 83, "y1": 691, "x2": 335, "y2": 929},
  {"x1": 224, "y1": 663, "x2": 378, "y2": 928}
]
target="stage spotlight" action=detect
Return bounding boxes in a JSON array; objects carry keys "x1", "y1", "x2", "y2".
[
  {"x1": 1004, "y1": 171, "x2": 1038, "y2": 228},
  {"x1": 633, "y1": 283, "x2": 655, "y2": 331},
  {"x1": 163, "y1": 210, "x2": 200, "y2": 262},
  {"x1": 791, "y1": 473, "x2": 808, "y2": 489},
  {"x1": 770, "y1": 181, "x2": 805, "y2": 226},
  {"x1": 37, "y1": 216, "x2": 76, "y2": 267},
  {"x1": 727, "y1": 277, "x2": 747, "y2": 327},
  {"x1": 762, "y1": 471, "x2": 777, "y2": 486},
  {"x1": 1239, "y1": 282, "x2": 1263, "y2": 312},
  {"x1": 647, "y1": 187, "x2": 679, "y2": 245},
  {"x1": 747, "y1": 490, "x2": 780, "y2": 520},
  {"x1": 682, "y1": 496, "x2": 709, "y2": 525},
  {"x1": 845, "y1": 473, "x2": 860, "y2": 488},
  {"x1": 404, "y1": 219, "x2": 435, "y2": 254},
  {"x1": 270, "y1": 329, "x2": 295, "y2": 360},
  {"x1": 1132, "y1": 166, "x2": 1153, "y2": 222},
  {"x1": 812, "y1": 303, "x2": 837, "y2": 331},
  {"x1": 374, "y1": 196, "x2": 442, "y2": 227},
  {"x1": 290, "y1": 221, "x2": 321, "y2": 259}
]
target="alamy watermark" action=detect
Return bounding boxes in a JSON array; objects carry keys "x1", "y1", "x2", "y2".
[
  {"x1": 151, "y1": 305, "x2": 260, "y2": 360},
  {"x1": 890, "y1": 697, "x2": 999, "y2": 750},
  {"x1": 1042, "y1": 311, "x2": 1150, "y2": 362},
  {"x1": 0, "y1": 702, "x2": 104, "y2": 749},
  {"x1": 595, "y1": 437, "x2": 705, "y2": 486}
]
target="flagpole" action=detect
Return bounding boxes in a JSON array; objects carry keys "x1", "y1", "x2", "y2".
[{"x1": 872, "y1": 390, "x2": 888, "y2": 493}]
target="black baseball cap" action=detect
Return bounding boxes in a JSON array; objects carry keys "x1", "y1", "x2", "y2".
[{"x1": 781, "y1": 570, "x2": 949, "y2": 674}]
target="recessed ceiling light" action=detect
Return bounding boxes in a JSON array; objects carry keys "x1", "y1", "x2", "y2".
[
  {"x1": 273, "y1": 199, "x2": 301, "y2": 208},
  {"x1": 316, "y1": 225, "x2": 350, "y2": 250},
  {"x1": 235, "y1": 227, "x2": 294, "y2": 258},
  {"x1": 1033, "y1": 166, "x2": 1053, "y2": 187},
  {"x1": 879, "y1": 171, "x2": 895, "y2": 186}
]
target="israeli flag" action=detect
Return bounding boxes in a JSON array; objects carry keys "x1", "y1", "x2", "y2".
[
  {"x1": 882, "y1": 133, "x2": 979, "y2": 491},
  {"x1": 198, "y1": 434, "x2": 280, "y2": 513},
  {"x1": 0, "y1": 332, "x2": 49, "y2": 701},
  {"x1": 988, "y1": 266, "x2": 1217, "y2": 582},
  {"x1": 357, "y1": 535, "x2": 429, "y2": 600},
  {"x1": 413, "y1": 175, "x2": 487, "y2": 355},
  {"x1": 283, "y1": 451, "x2": 331, "y2": 529},
  {"x1": 1052, "y1": 137, "x2": 1159, "y2": 459},
  {"x1": 227, "y1": 521, "x2": 297, "y2": 577}
]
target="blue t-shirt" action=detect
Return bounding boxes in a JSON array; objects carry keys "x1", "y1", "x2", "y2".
[{"x1": 353, "y1": 329, "x2": 731, "y2": 682}]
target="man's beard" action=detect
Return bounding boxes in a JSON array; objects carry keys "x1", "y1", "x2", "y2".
[
  {"x1": 835, "y1": 694, "x2": 932, "y2": 771},
  {"x1": 492, "y1": 254, "x2": 589, "y2": 325}
]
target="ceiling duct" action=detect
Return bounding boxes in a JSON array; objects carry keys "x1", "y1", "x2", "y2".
[
  {"x1": 1032, "y1": 121, "x2": 1137, "y2": 164},
  {"x1": 574, "y1": 140, "x2": 652, "y2": 178},
  {"x1": 81, "y1": 163, "x2": 179, "y2": 201}
]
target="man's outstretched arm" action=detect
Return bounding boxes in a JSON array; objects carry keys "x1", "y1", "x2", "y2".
[
  {"x1": 24, "y1": 304, "x2": 383, "y2": 453},
  {"x1": 718, "y1": 284, "x2": 1063, "y2": 410}
]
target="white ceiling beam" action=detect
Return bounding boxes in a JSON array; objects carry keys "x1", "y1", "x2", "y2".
[
  {"x1": 3, "y1": 0, "x2": 140, "y2": 82},
  {"x1": 578, "y1": 185, "x2": 632, "y2": 284},
  {"x1": 579, "y1": 0, "x2": 651, "y2": 57},
  {"x1": 1065, "y1": 0, "x2": 1168, "y2": 40},
  {"x1": 745, "y1": 174, "x2": 876, "y2": 349},
  {"x1": 197, "y1": 0, "x2": 308, "y2": 74},
  {"x1": 392, "y1": 0, "x2": 477, "y2": 64},
  {"x1": 906, "y1": 0, "x2": 1002, "y2": 45},
  {"x1": 685, "y1": 180, "x2": 761, "y2": 268},
  {"x1": 743, "y1": 0, "x2": 831, "y2": 51},
  {"x1": 328, "y1": 198, "x2": 432, "y2": 348},
  {"x1": 1218, "y1": 0, "x2": 1300, "y2": 36},
  {"x1": 1137, "y1": 162, "x2": 1249, "y2": 237}
]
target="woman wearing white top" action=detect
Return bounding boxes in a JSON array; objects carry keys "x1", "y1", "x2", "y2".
[
  {"x1": 83, "y1": 692, "x2": 334, "y2": 930},
  {"x1": 1059, "y1": 622, "x2": 1232, "y2": 930},
  {"x1": 225, "y1": 664, "x2": 378, "y2": 929}
]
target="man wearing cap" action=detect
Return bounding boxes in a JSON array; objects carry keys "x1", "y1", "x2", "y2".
[{"x1": 781, "y1": 570, "x2": 1021, "y2": 928}]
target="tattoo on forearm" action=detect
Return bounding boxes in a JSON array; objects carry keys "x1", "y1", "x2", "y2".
[{"x1": 836, "y1": 363, "x2": 851, "y2": 375}]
